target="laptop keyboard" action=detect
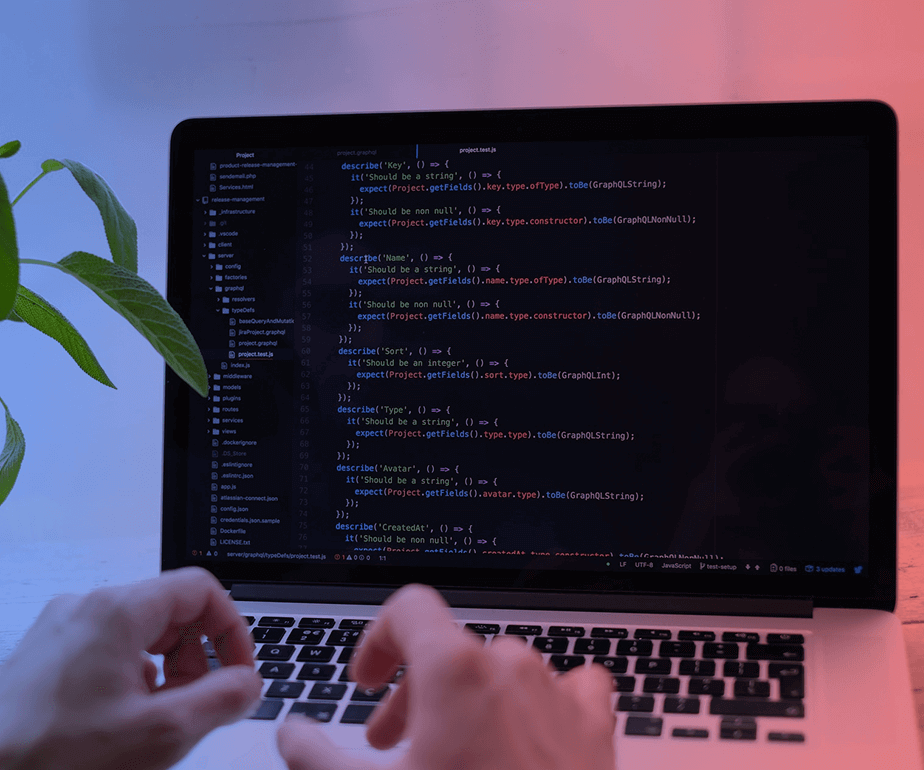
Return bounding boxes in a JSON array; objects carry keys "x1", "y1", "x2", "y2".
[{"x1": 211, "y1": 615, "x2": 807, "y2": 743}]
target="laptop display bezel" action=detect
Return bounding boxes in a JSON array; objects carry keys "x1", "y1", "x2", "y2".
[{"x1": 162, "y1": 100, "x2": 897, "y2": 611}]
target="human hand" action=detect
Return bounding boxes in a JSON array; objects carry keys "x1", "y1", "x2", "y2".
[
  {"x1": 0, "y1": 566, "x2": 262, "y2": 770},
  {"x1": 277, "y1": 584, "x2": 616, "y2": 770}
]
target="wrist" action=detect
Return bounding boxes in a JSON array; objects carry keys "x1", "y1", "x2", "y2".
[{"x1": 0, "y1": 718, "x2": 50, "y2": 770}]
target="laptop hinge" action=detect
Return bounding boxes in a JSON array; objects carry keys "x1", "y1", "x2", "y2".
[{"x1": 230, "y1": 584, "x2": 813, "y2": 618}]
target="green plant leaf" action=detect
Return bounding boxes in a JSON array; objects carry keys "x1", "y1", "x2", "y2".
[
  {"x1": 0, "y1": 141, "x2": 21, "y2": 159},
  {"x1": 0, "y1": 171, "x2": 18, "y2": 320},
  {"x1": 0, "y1": 396, "x2": 25, "y2": 506},
  {"x1": 13, "y1": 284, "x2": 116, "y2": 388},
  {"x1": 54, "y1": 159, "x2": 138, "y2": 274},
  {"x1": 34, "y1": 252, "x2": 207, "y2": 397}
]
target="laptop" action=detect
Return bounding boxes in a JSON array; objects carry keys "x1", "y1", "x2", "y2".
[{"x1": 161, "y1": 100, "x2": 919, "y2": 769}]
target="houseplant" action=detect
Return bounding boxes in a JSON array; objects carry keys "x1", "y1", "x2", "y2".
[{"x1": 0, "y1": 139, "x2": 207, "y2": 505}]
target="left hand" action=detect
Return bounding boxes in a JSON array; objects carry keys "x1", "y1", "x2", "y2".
[{"x1": 0, "y1": 566, "x2": 262, "y2": 770}]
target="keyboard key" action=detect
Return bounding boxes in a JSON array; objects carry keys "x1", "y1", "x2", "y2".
[
  {"x1": 688, "y1": 678, "x2": 725, "y2": 696},
  {"x1": 466, "y1": 623, "x2": 500, "y2": 635},
  {"x1": 642, "y1": 677, "x2": 680, "y2": 694},
  {"x1": 593, "y1": 656, "x2": 628, "y2": 674},
  {"x1": 617, "y1": 695, "x2": 655, "y2": 712},
  {"x1": 574, "y1": 638, "x2": 611, "y2": 655},
  {"x1": 337, "y1": 647, "x2": 355, "y2": 664},
  {"x1": 252, "y1": 627, "x2": 285, "y2": 644},
  {"x1": 248, "y1": 699, "x2": 284, "y2": 720},
  {"x1": 724, "y1": 661, "x2": 760, "y2": 678},
  {"x1": 616, "y1": 640, "x2": 653, "y2": 657},
  {"x1": 242, "y1": 616, "x2": 255, "y2": 626},
  {"x1": 299, "y1": 617, "x2": 336, "y2": 628},
  {"x1": 635, "y1": 629, "x2": 671, "y2": 640},
  {"x1": 533, "y1": 637, "x2": 569, "y2": 654},
  {"x1": 257, "y1": 645, "x2": 295, "y2": 661},
  {"x1": 291, "y1": 701, "x2": 336, "y2": 722},
  {"x1": 672, "y1": 727, "x2": 708, "y2": 738},
  {"x1": 663, "y1": 697, "x2": 701, "y2": 714},
  {"x1": 287, "y1": 628, "x2": 326, "y2": 645},
  {"x1": 309, "y1": 683, "x2": 348, "y2": 700},
  {"x1": 659, "y1": 641, "x2": 695, "y2": 658},
  {"x1": 768, "y1": 732, "x2": 806, "y2": 742},
  {"x1": 341, "y1": 704, "x2": 375, "y2": 724},
  {"x1": 506, "y1": 624, "x2": 542, "y2": 636},
  {"x1": 767, "y1": 633, "x2": 804, "y2": 645},
  {"x1": 339, "y1": 619, "x2": 369, "y2": 630},
  {"x1": 352, "y1": 686, "x2": 390, "y2": 702},
  {"x1": 679, "y1": 659, "x2": 715, "y2": 677},
  {"x1": 614, "y1": 676, "x2": 637, "y2": 692},
  {"x1": 259, "y1": 662, "x2": 296, "y2": 679},
  {"x1": 747, "y1": 644, "x2": 804, "y2": 661},
  {"x1": 591, "y1": 627, "x2": 628, "y2": 638},
  {"x1": 769, "y1": 663, "x2": 804, "y2": 678},
  {"x1": 678, "y1": 630, "x2": 715, "y2": 642},
  {"x1": 327, "y1": 630, "x2": 362, "y2": 646},
  {"x1": 734, "y1": 679, "x2": 771, "y2": 698},
  {"x1": 778, "y1": 674, "x2": 805, "y2": 700},
  {"x1": 635, "y1": 658, "x2": 672, "y2": 675},
  {"x1": 550, "y1": 655, "x2": 586, "y2": 671},
  {"x1": 702, "y1": 643, "x2": 739, "y2": 659},
  {"x1": 722, "y1": 632, "x2": 759, "y2": 643},
  {"x1": 297, "y1": 646, "x2": 336, "y2": 663},
  {"x1": 266, "y1": 681, "x2": 305, "y2": 698},
  {"x1": 548, "y1": 626, "x2": 585, "y2": 637},
  {"x1": 720, "y1": 717, "x2": 757, "y2": 740},
  {"x1": 625, "y1": 716, "x2": 662, "y2": 736},
  {"x1": 258, "y1": 616, "x2": 295, "y2": 627},
  {"x1": 710, "y1": 699, "x2": 804, "y2": 718},
  {"x1": 298, "y1": 664, "x2": 336, "y2": 681}
]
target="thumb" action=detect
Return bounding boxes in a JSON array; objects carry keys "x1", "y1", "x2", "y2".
[
  {"x1": 277, "y1": 713, "x2": 380, "y2": 770},
  {"x1": 152, "y1": 664, "x2": 262, "y2": 739}
]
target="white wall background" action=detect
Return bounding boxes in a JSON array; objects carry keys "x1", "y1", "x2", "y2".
[{"x1": 1, "y1": 0, "x2": 922, "y2": 552}]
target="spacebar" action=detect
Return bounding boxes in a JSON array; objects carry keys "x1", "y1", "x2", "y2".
[{"x1": 710, "y1": 699, "x2": 804, "y2": 718}]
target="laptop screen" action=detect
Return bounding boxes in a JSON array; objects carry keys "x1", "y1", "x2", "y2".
[{"x1": 162, "y1": 101, "x2": 896, "y2": 608}]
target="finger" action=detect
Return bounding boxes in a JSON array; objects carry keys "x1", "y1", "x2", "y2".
[
  {"x1": 120, "y1": 567, "x2": 255, "y2": 667},
  {"x1": 350, "y1": 584, "x2": 459, "y2": 687},
  {"x1": 486, "y1": 636, "x2": 561, "y2": 732},
  {"x1": 137, "y1": 664, "x2": 262, "y2": 763},
  {"x1": 556, "y1": 663, "x2": 617, "y2": 759},
  {"x1": 161, "y1": 638, "x2": 212, "y2": 687},
  {"x1": 277, "y1": 713, "x2": 377, "y2": 770},
  {"x1": 364, "y1": 676, "x2": 410, "y2": 750},
  {"x1": 153, "y1": 663, "x2": 261, "y2": 719},
  {"x1": 561, "y1": 659, "x2": 614, "y2": 713},
  {"x1": 487, "y1": 633, "x2": 551, "y2": 688},
  {"x1": 350, "y1": 584, "x2": 485, "y2": 754}
]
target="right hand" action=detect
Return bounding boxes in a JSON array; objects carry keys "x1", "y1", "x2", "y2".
[{"x1": 277, "y1": 583, "x2": 616, "y2": 770}]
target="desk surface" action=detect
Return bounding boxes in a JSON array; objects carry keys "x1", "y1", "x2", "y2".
[
  {"x1": 2, "y1": 491, "x2": 923, "y2": 758},
  {"x1": 897, "y1": 486, "x2": 924, "y2": 759}
]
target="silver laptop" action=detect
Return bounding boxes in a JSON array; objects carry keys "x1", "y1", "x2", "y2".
[{"x1": 162, "y1": 100, "x2": 919, "y2": 769}]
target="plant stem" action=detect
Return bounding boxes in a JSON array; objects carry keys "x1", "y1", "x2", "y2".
[
  {"x1": 19, "y1": 259, "x2": 57, "y2": 268},
  {"x1": 11, "y1": 170, "x2": 51, "y2": 206}
]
